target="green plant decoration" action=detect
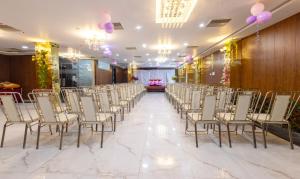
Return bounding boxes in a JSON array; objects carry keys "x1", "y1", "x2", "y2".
[
  {"x1": 224, "y1": 39, "x2": 238, "y2": 60},
  {"x1": 32, "y1": 49, "x2": 52, "y2": 88}
]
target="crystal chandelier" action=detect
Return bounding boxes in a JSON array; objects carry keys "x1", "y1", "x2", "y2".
[
  {"x1": 60, "y1": 48, "x2": 84, "y2": 61},
  {"x1": 85, "y1": 35, "x2": 105, "y2": 51},
  {"x1": 156, "y1": 0, "x2": 198, "y2": 28}
]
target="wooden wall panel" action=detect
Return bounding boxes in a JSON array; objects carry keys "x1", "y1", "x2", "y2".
[
  {"x1": 237, "y1": 12, "x2": 300, "y2": 91},
  {"x1": 9, "y1": 55, "x2": 38, "y2": 98},
  {"x1": 203, "y1": 12, "x2": 300, "y2": 92},
  {"x1": 0, "y1": 54, "x2": 10, "y2": 82},
  {"x1": 201, "y1": 51, "x2": 224, "y2": 85}
]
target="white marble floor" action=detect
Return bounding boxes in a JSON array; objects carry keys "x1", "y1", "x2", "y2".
[{"x1": 0, "y1": 93, "x2": 300, "y2": 179}]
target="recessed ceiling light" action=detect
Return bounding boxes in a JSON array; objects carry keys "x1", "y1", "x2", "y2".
[
  {"x1": 183, "y1": 42, "x2": 189, "y2": 46},
  {"x1": 116, "y1": 53, "x2": 119, "y2": 57},
  {"x1": 148, "y1": 58, "x2": 151, "y2": 62},
  {"x1": 177, "y1": 52, "x2": 180, "y2": 56},
  {"x1": 199, "y1": 23, "x2": 205, "y2": 28},
  {"x1": 146, "y1": 53, "x2": 150, "y2": 56},
  {"x1": 124, "y1": 58, "x2": 127, "y2": 62},
  {"x1": 21, "y1": 45, "x2": 28, "y2": 49},
  {"x1": 135, "y1": 25, "x2": 142, "y2": 30},
  {"x1": 142, "y1": 43, "x2": 147, "y2": 48}
]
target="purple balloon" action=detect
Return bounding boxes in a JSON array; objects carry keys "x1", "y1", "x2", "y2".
[
  {"x1": 246, "y1": 16, "x2": 257, "y2": 24},
  {"x1": 104, "y1": 22, "x2": 114, "y2": 33},
  {"x1": 257, "y1": 11, "x2": 272, "y2": 24}
]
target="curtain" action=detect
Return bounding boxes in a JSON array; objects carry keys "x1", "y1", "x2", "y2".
[{"x1": 136, "y1": 69, "x2": 175, "y2": 85}]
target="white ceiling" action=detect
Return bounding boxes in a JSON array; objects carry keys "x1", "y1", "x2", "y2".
[{"x1": 0, "y1": 0, "x2": 299, "y2": 68}]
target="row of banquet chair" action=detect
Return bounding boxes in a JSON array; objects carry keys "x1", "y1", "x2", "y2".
[
  {"x1": 165, "y1": 83, "x2": 299, "y2": 150},
  {"x1": 0, "y1": 83, "x2": 146, "y2": 150}
]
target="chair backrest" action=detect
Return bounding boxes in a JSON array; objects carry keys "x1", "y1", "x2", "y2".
[
  {"x1": 0, "y1": 94, "x2": 22, "y2": 122},
  {"x1": 98, "y1": 92, "x2": 111, "y2": 112},
  {"x1": 217, "y1": 91, "x2": 227, "y2": 110},
  {"x1": 111, "y1": 90, "x2": 119, "y2": 105},
  {"x1": 201, "y1": 95, "x2": 216, "y2": 121},
  {"x1": 80, "y1": 96, "x2": 97, "y2": 122},
  {"x1": 191, "y1": 91, "x2": 201, "y2": 110},
  {"x1": 234, "y1": 95, "x2": 252, "y2": 121},
  {"x1": 36, "y1": 96, "x2": 57, "y2": 122},
  {"x1": 64, "y1": 90, "x2": 81, "y2": 113},
  {"x1": 269, "y1": 95, "x2": 291, "y2": 121}
]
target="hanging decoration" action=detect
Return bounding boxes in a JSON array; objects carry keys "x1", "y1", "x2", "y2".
[
  {"x1": 246, "y1": 2, "x2": 272, "y2": 25},
  {"x1": 98, "y1": 13, "x2": 114, "y2": 34},
  {"x1": 220, "y1": 39, "x2": 238, "y2": 86}
]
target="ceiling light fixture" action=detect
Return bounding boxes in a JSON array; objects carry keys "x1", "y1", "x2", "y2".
[
  {"x1": 135, "y1": 25, "x2": 142, "y2": 30},
  {"x1": 21, "y1": 45, "x2": 29, "y2": 49},
  {"x1": 60, "y1": 48, "x2": 84, "y2": 61},
  {"x1": 146, "y1": 53, "x2": 150, "y2": 56},
  {"x1": 80, "y1": 29, "x2": 110, "y2": 51},
  {"x1": 116, "y1": 53, "x2": 119, "y2": 57},
  {"x1": 142, "y1": 43, "x2": 147, "y2": 48},
  {"x1": 199, "y1": 23, "x2": 205, "y2": 28},
  {"x1": 154, "y1": 38, "x2": 176, "y2": 56},
  {"x1": 124, "y1": 58, "x2": 128, "y2": 62},
  {"x1": 156, "y1": 0, "x2": 198, "y2": 28},
  {"x1": 183, "y1": 42, "x2": 189, "y2": 46}
]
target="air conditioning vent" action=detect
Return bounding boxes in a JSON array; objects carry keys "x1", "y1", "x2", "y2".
[
  {"x1": 186, "y1": 45, "x2": 199, "y2": 49},
  {"x1": 207, "y1": 19, "x2": 231, "y2": 27},
  {"x1": 125, "y1": 47, "x2": 137, "y2": 50},
  {"x1": 113, "y1": 22, "x2": 124, "y2": 30},
  {"x1": 134, "y1": 55, "x2": 142, "y2": 58},
  {"x1": 0, "y1": 23, "x2": 21, "y2": 32}
]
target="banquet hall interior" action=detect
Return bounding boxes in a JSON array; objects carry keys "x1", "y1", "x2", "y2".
[{"x1": 1, "y1": 0, "x2": 300, "y2": 178}]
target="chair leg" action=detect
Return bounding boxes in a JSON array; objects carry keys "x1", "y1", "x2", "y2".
[
  {"x1": 49, "y1": 125, "x2": 53, "y2": 135},
  {"x1": 252, "y1": 123, "x2": 257, "y2": 148},
  {"x1": 185, "y1": 118, "x2": 188, "y2": 134},
  {"x1": 59, "y1": 124, "x2": 64, "y2": 150},
  {"x1": 227, "y1": 124, "x2": 232, "y2": 148},
  {"x1": 77, "y1": 124, "x2": 81, "y2": 148},
  {"x1": 288, "y1": 122, "x2": 294, "y2": 150},
  {"x1": 101, "y1": 123, "x2": 104, "y2": 148},
  {"x1": 96, "y1": 124, "x2": 98, "y2": 132},
  {"x1": 65, "y1": 123, "x2": 68, "y2": 133},
  {"x1": 262, "y1": 124, "x2": 267, "y2": 149},
  {"x1": 218, "y1": 123, "x2": 222, "y2": 147},
  {"x1": 235, "y1": 124, "x2": 238, "y2": 135},
  {"x1": 1, "y1": 123, "x2": 7, "y2": 148},
  {"x1": 122, "y1": 107, "x2": 125, "y2": 121},
  {"x1": 194, "y1": 123, "x2": 198, "y2": 148},
  {"x1": 23, "y1": 124, "x2": 28, "y2": 149},
  {"x1": 114, "y1": 113, "x2": 117, "y2": 132},
  {"x1": 36, "y1": 123, "x2": 41, "y2": 149}
]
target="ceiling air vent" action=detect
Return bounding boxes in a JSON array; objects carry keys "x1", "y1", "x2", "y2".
[
  {"x1": 207, "y1": 19, "x2": 231, "y2": 27},
  {"x1": 0, "y1": 23, "x2": 21, "y2": 32},
  {"x1": 134, "y1": 55, "x2": 142, "y2": 58},
  {"x1": 113, "y1": 22, "x2": 124, "y2": 30},
  {"x1": 186, "y1": 45, "x2": 199, "y2": 49},
  {"x1": 125, "y1": 47, "x2": 137, "y2": 50}
]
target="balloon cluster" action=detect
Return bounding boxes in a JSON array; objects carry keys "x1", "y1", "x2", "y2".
[
  {"x1": 98, "y1": 13, "x2": 114, "y2": 34},
  {"x1": 246, "y1": 2, "x2": 272, "y2": 25}
]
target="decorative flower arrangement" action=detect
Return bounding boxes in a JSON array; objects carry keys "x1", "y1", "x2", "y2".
[{"x1": 32, "y1": 44, "x2": 52, "y2": 89}]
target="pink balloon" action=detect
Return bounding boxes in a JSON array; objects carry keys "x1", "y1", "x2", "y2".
[
  {"x1": 100, "y1": 12, "x2": 111, "y2": 23},
  {"x1": 251, "y1": 3, "x2": 265, "y2": 16},
  {"x1": 97, "y1": 22, "x2": 105, "y2": 30},
  {"x1": 257, "y1": 11, "x2": 272, "y2": 24},
  {"x1": 246, "y1": 16, "x2": 257, "y2": 24}
]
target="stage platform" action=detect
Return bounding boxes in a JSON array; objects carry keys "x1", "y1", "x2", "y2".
[{"x1": 146, "y1": 85, "x2": 165, "y2": 92}]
